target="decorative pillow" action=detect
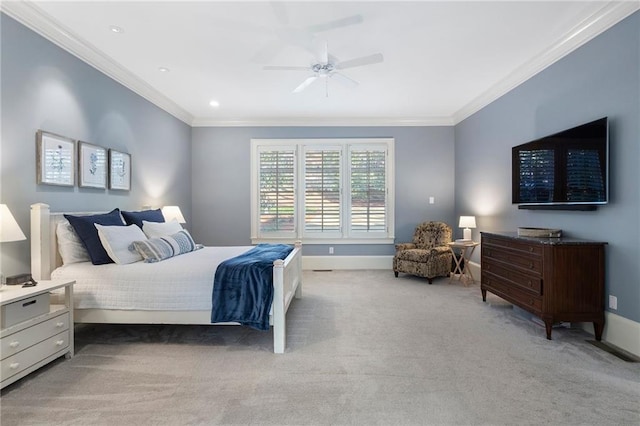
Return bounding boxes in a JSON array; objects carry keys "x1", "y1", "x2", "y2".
[
  {"x1": 142, "y1": 219, "x2": 183, "y2": 238},
  {"x1": 64, "y1": 209, "x2": 125, "y2": 265},
  {"x1": 56, "y1": 220, "x2": 91, "y2": 264},
  {"x1": 132, "y1": 230, "x2": 199, "y2": 263},
  {"x1": 95, "y1": 224, "x2": 147, "y2": 264},
  {"x1": 121, "y1": 209, "x2": 165, "y2": 228}
]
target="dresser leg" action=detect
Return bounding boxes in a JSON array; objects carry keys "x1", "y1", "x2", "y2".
[
  {"x1": 593, "y1": 321, "x2": 604, "y2": 341},
  {"x1": 481, "y1": 289, "x2": 487, "y2": 302},
  {"x1": 544, "y1": 319, "x2": 553, "y2": 340}
]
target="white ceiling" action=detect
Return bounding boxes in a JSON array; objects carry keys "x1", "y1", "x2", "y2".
[{"x1": 3, "y1": 1, "x2": 638, "y2": 126}]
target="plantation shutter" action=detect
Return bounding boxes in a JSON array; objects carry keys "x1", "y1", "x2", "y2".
[
  {"x1": 258, "y1": 148, "x2": 296, "y2": 236},
  {"x1": 349, "y1": 145, "x2": 387, "y2": 233},
  {"x1": 304, "y1": 147, "x2": 341, "y2": 235}
]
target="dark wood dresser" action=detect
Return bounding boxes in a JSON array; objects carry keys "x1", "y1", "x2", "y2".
[{"x1": 480, "y1": 232, "x2": 606, "y2": 340}]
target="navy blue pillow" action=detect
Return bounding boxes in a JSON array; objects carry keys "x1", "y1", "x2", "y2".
[
  {"x1": 121, "y1": 209, "x2": 165, "y2": 228},
  {"x1": 64, "y1": 209, "x2": 124, "y2": 265}
]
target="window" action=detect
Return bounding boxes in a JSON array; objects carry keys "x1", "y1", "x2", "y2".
[{"x1": 251, "y1": 138, "x2": 394, "y2": 244}]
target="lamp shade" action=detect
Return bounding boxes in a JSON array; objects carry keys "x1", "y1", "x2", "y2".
[
  {"x1": 0, "y1": 204, "x2": 26, "y2": 242},
  {"x1": 161, "y1": 206, "x2": 186, "y2": 224},
  {"x1": 459, "y1": 216, "x2": 476, "y2": 229}
]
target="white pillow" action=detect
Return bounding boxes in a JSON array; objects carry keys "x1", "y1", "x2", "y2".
[
  {"x1": 95, "y1": 224, "x2": 147, "y2": 264},
  {"x1": 142, "y1": 219, "x2": 183, "y2": 238},
  {"x1": 56, "y1": 220, "x2": 91, "y2": 264}
]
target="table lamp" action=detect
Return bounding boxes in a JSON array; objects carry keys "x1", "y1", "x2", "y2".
[
  {"x1": 1, "y1": 204, "x2": 27, "y2": 285},
  {"x1": 459, "y1": 216, "x2": 476, "y2": 241},
  {"x1": 161, "y1": 205, "x2": 186, "y2": 224}
]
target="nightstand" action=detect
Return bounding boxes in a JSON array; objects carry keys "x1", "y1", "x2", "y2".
[
  {"x1": 448, "y1": 241, "x2": 479, "y2": 285},
  {"x1": 1, "y1": 279, "x2": 74, "y2": 389}
]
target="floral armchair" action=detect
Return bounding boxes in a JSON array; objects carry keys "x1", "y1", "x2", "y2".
[{"x1": 393, "y1": 221, "x2": 453, "y2": 284}]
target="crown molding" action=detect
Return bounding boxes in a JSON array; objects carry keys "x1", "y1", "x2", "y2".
[
  {"x1": 1, "y1": 1, "x2": 194, "y2": 125},
  {"x1": 191, "y1": 116, "x2": 455, "y2": 127},
  {"x1": 452, "y1": 1, "x2": 640, "y2": 125}
]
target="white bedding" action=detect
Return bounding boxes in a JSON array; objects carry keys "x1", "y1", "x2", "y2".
[{"x1": 51, "y1": 246, "x2": 252, "y2": 310}]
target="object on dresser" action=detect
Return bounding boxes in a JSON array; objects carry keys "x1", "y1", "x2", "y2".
[
  {"x1": 517, "y1": 227, "x2": 562, "y2": 238},
  {"x1": 4, "y1": 273, "x2": 37, "y2": 286}
]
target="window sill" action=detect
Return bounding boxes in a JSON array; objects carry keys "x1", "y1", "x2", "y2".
[{"x1": 251, "y1": 237, "x2": 395, "y2": 245}]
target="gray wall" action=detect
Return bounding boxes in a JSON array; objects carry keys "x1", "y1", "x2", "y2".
[
  {"x1": 454, "y1": 12, "x2": 639, "y2": 322},
  {"x1": 191, "y1": 126, "x2": 455, "y2": 255},
  {"x1": 0, "y1": 14, "x2": 192, "y2": 277}
]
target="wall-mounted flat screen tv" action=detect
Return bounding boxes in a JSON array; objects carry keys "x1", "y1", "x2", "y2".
[{"x1": 512, "y1": 117, "x2": 608, "y2": 209}]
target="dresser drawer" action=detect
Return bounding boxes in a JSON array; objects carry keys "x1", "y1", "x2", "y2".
[
  {"x1": 482, "y1": 274, "x2": 542, "y2": 313},
  {"x1": 482, "y1": 261, "x2": 542, "y2": 295},
  {"x1": 0, "y1": 312, "x2": 70, "y2": 361},
  {"x1": 0, "y1": 293, "x2": 50, "y2": 329},
  {"x1": 1, "y1": 330, "x2": 69, "y2": 382},
  {"x1": 482, "y1": 246, "x2": 542, "y2": 274}
]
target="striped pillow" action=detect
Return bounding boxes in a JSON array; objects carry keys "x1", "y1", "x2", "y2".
[{"x1": 132, "y1": 230, "x2": 199, "y2": 263}]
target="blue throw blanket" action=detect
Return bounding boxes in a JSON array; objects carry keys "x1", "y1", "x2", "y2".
[{"x1": 211, "y1": 244, "x2": 294, "y2": 331}]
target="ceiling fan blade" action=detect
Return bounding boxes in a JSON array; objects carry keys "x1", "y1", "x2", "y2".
[
  {"x1": 320, "y1": 41, "x2": 329, "y2": 64},
  {"x1": 270, "y1": 1, "x2": 289, "y2": 26},
  {"x1": 263, "y1": 66, "x2": 310, "y2": 71},
  {"x1": 293, "y1": 76, "x2": 318, "y2": 93},
  {"x1": 306, "y1": 14, "x2": 364, "y2": 33},
  {"x1": 330, "y1": 72, "x2": 359, "y2": 88},
  {"x1": 335, "y1": 53, "x2": 384, "y2": 70}
]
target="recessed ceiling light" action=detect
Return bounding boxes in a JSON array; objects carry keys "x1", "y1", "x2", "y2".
[
  {"x1": 209, "y1": 100, "x2": 220, "y2": 108},
  {"x1": 109, "y1": 25, "x2": 124, "y2": 34},
  {"x1": 158, "y1": 67, "x2": 170, "y2": 73}
]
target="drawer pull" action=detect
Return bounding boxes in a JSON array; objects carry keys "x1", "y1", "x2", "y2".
[
  {"x1": 56, "y1": 322, "x2": 64, "y2": 328},
  {"x1": 9, "y1": 341, "x2": 20, "y2": 348},
  {"x1": 55, "y1": 340, "x2": 64, "y2": 346},
  {"x1": 9, "y1": 362, "x2": 19, "y2": 370},
  {"x1": 529, "y1": 299, "x2": 535, "y2": 305},
  {"x1": 22, "y1": 300, "x2": 37, "y2": 307},
  {"x1": 529, "y1": 262, "x2": 534, "y2": 269},
  {"x1": 529, "y1": 247, "x2": 534, "y2": 252}
]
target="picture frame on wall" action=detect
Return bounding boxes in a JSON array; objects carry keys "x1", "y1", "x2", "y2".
[
  {"x1": 36, "y1": 130, "x2": 76, "y2": 187},
  {"x1": 109, "y1": 149, "x2": 131, "y2": 191},
  {"x1": 78, "y1": 141, "x2": 107, "y2": 189}
]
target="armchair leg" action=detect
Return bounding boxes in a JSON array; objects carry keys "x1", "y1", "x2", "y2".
[
  {"x1": 394, "y1": 271, "x2": 398, "y2": 277},
  {"x1": 427, "y1": 277, "x2": 433, "y2": 284}
]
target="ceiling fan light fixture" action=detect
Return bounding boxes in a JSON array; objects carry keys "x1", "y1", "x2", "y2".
[
  {"x1": 158, "y1": 67, "x2": 170, "y2": 73},
  {"x1": 209, "y1": 100, "x2": 220, "y2": 108},
  {"x1": 109, "y1": 25, "x2": 124, "y2": 34}
]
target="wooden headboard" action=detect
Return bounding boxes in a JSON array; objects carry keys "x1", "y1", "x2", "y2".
[{"x1": 30, "y1": 203, "x2": 103, "y2": 280}]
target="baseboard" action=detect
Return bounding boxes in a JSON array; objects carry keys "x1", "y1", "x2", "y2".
[
  {"x1": 579, "y1": 312, "x2": 640, "y2": 357},
  {"x1": 302, "y1": 255, "x2": 393, "y2": 270}
]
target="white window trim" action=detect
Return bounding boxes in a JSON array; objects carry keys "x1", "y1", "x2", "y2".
[{"x1": 251, "y1": 138, "x2": 395, "y2": 245}]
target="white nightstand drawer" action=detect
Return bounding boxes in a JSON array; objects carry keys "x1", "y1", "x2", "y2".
[
  {"x1": 0, "y1": 312, "x2": 70, "y2": 361},
  {"x1": 1, "y1": 293, "x2": 50, "y2": 328},
  {"x1": 0, "y1": 330, "x2": 68, "y2": 382}
]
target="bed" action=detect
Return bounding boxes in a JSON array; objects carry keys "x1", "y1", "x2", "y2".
[{"x1": 29, "y1": 203, "x2": 302, "y2": 353}]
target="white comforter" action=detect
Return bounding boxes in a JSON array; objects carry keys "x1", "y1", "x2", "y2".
[{"x1": 51, "y1": 246, "x2": 252, "y2": 310}]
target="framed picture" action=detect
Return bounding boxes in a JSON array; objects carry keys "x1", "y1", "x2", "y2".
[
  {"x1": 109, "y1": 149, "x2": 131, "y2": 191},
  {"x1": 78, "y1": 141, "x2": 107, "y2": 189},
  {"x1": 36, "y1": 130, "x2": 75, "y2": 187}
]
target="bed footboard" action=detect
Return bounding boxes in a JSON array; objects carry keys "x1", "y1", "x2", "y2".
[{"x1": 272, "y1": 241, "x2": 302, "y2": 354}]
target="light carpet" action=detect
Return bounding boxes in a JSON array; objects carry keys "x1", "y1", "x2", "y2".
[{"x1": 1, "y1": 270, "x2": 639, "y2": 425}]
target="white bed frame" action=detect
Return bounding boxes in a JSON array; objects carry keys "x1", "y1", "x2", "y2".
[{"x1": 29, "y1": 203, "x2": 302, "y2": 354}]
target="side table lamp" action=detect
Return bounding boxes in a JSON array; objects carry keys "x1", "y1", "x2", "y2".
[{"x1": 458, "y1": 215, "x2": 476, "y2": 241}]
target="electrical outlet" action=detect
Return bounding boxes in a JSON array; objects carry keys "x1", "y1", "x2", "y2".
[
  {"x1": 429, "y1": 196, "x2": 435, "y2": 204},
  {"x1": 609, "y1": 295, "x2": 617, "y2": 310},
  {"x1": 329, "y1": 247, "x2": 334, "y2": 255}
]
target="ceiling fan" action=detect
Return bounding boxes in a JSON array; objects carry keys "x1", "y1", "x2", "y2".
[{"x1": 263, "y1": 43, "x2": 384, "y2": 95}]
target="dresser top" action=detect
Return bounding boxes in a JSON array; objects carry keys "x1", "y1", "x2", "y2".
[{"x1": 480, "y1": 231, "x2": 607, "y2": 246}]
